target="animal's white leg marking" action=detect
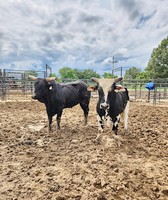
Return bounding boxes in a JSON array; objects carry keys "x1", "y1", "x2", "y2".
[
  {"x1": 114, "y1": 134, "x2": 121, "y2": 147},
  {"x1": 95, "y1": 115, "x2": 104, "y2": 143},
  {"x1": 106, "y1": 116, "x2": 112, "y2": 127},
  {"x1": 114, "y1": 114, "x2": 121, "y2": 127},
  {"x1": 105, "y1": 110, "x2": 112, "y2": 127},
  {"x1": 97, "y1": 115, "x2": 104, "y2": 133},
  {"x1": 123, "y1": 101, "x2": 129, "y2": 130},
  {"x1": 114, "y1": 134, "x2": 119, "y2": 142}
]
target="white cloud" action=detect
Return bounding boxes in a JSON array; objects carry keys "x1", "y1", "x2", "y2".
[
  {"x1": 0, "y1": 0, "x2": 167, "y2": 76},
  {"x1": 86, "y1": 60, "x2": 96, "y2": 66},
  {"x1": 114, "y1": 48, "x2": 130, "y2": 58}
]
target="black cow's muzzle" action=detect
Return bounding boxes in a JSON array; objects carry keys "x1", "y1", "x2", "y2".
[{"x1": 31, "y1": 95, "x2": 37, "y2": 100}]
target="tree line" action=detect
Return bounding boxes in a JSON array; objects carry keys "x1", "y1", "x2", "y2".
[
  {"x1": 50, "y1": 36, "x2": 168, "y2": 80},
  {"x1": 124, "y1": 36, "x2": 168, "y2": 80}
]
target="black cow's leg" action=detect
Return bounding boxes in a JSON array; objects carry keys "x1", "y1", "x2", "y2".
[
  {"x1": 94, "y1": 114, "x2": 104, "y2": 143},
  {"x1": 97, "y1": 115, "x2": 104, "y2": 132},
  {"x1": 106, "y1": 110, "x2": 113, "y2": 127},
  {"x1": 94, "y1": 107, "x2": 106, "y2": 142},
  {"x1": 112, "y1": 114, "x2": 121, "y2": 139},
  {"x1": 46, "y1": 106, "x2": 53, "y2": 132},
  {"x1": 56, "y1": 110, "x2": 63, "y2": 130},
  {"x1": 48, "y1": 115, "x2": 52, "y2": 132},
  {"x1": 80, "y1": 103, "x2": 89, "y2": 125}
]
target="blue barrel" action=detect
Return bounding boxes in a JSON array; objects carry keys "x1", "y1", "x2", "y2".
[{"x1": 145, "y1": 82, "x2": 155, "y2": 90}]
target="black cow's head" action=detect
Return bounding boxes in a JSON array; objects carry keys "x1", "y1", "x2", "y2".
[
  {"x1": 28, "y1": 76, "x2": 56, "y2": 103},
  {"x1": 89, "y1": 77, "x2": 122, "y2": 110}
]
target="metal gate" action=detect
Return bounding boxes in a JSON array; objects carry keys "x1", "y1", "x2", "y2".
[{"x1": 0, "y1": 69, "x2": 46, "y2": 101}]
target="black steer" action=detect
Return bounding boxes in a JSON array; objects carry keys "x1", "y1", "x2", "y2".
[
  {"x1": 88, "y1": 77, "x2": 129, "y2": 141},
  {"x1": 29, "y1": 76, "x2": 91, "y2": 132}
]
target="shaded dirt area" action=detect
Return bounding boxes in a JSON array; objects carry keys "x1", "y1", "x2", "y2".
[{"x1": 0, "y1": 98, "x2": 168, "y2": 200}]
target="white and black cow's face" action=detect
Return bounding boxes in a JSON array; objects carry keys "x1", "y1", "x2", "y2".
[
  {"x1": 90, "y1": 77, "x2": 122, "y2": 110},
  {"x1": 97, "y1": 79, "x2": 116, "y2": 109}
]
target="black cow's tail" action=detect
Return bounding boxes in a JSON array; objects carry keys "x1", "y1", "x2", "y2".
[{"x1": 124, "y1": 87, "x2": 129, "y2": 101}]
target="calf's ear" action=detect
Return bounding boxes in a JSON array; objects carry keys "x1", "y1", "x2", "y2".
[
  {"x1": 87, "y1": 85, "x2": 98, "y2": 92},
  {"x1": 91, "y1": 77, "x2": 99, "y2": 83},
  {"x1": 115, "y1": 85, "x2": 124, "y2": 90},
  {"x1": 114, "y1": 77, "x2": 122, "y2": 83}
]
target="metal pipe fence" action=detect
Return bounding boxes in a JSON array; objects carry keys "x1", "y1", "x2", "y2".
[
  {"x1": 0, "y1": 69, "x2": 168, "y2": 104},
  {"x1": 122, "y1": 79, "x2": 168, "y2": 105},
  {"x1": 0, "y1": 69, "x2": 46, "y2": 101}
]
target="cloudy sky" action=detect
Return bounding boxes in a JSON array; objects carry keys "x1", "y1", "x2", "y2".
[{"x1": 0, "y1": 0, "x2": 168, "y2": 76}]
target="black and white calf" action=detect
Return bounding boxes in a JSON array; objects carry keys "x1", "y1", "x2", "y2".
[{"x1": 88, "y1": 77, "x2": 129, "y2": 141}]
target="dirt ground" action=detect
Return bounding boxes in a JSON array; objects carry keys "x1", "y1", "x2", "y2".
[{"x1": 0, "y1": 98, "x2": 168, "y2": 200}]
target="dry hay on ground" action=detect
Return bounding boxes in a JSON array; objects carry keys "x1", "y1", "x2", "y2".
[{"x1": 0, "y1": 98, "x2": 168, "y2": 200}]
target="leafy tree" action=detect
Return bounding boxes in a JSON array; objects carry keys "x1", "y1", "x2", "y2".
[
  {"x1": 49, "y1": 73, "x2": 57, "y2": 78},
  {"x1": 102, "y1": 72, "x2": 117, "y2": 78},
  {"x1": 80, "y1": 69, "x2": 100, "y2": 79},
  {"x1": 73, "y1": 68, "x2": 83, "y2": 79},
  {"x1": 58, "y1": 67, "x2": 78, "y2": 79},
  {"x1": 58, "y1": 67, "x2": 100, "y2": 80},
  {"x1": 145, "y1": 36, "x2": 168, "y2": 78},
  {"x1": 124, "y1": 67, "x2": 141, "y2": 79},
  {"x1": 70, "y1": 69, "x2": 100, "y2": 79},
  {"x1": 136, "y1": 71, "x2": 149, "y2": 79}
]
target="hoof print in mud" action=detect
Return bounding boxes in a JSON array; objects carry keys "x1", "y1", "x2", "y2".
[
  {"x1": 97, "y1": 194, "x2": 107, "y2": 200},
  {"x1": 24, "y1": 138, "x2": 33, "y2": 145},
  {"x1": 56, "y1": 196, "x2": 66, "y2": 200}
]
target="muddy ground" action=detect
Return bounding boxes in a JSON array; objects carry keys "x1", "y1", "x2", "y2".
[{"x1": 0, "y1": 98, "x2": 168, "y2": 200}]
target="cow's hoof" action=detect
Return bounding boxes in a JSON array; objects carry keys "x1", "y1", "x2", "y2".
[
  {"x1": 114, "y1": 135, "x2": 119, "y2": 147},
  {"x1": 123, "y1": 129, "x2": 128, "y2": 135},
  {"x1": 114, "y1": 135, "x2": 122, "y2": 147},
  {"x1": 114, "y1": 135, "x2": 118, "y2": 141},
  {"x1": 56, "y1": 128, "x2": 61, "y2": 133},
  {"x1": 93, "y1": 134, "x2": 101, "y2": 144},
  {"x1": 48, "y1": 129, "x2": 52, "y2": 134},
  {"x1": 93, "y1": 139, "x2": 100, "y2": 144}
]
